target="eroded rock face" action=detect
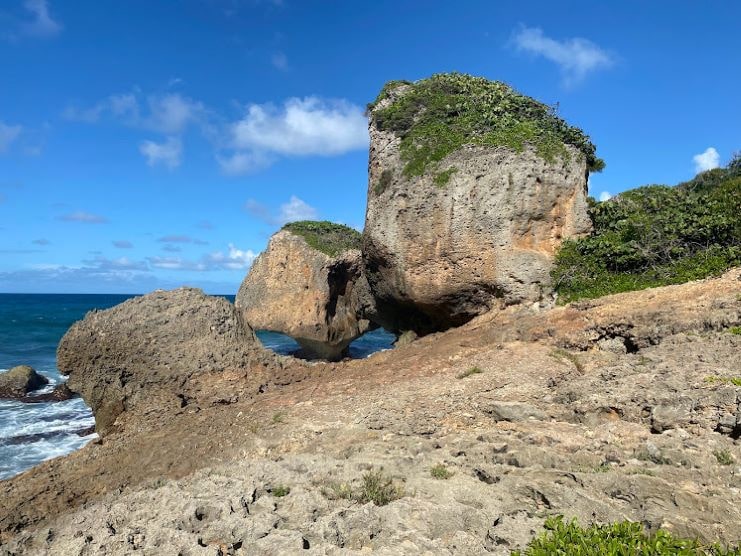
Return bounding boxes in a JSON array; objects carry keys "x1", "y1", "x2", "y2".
[
  {"x1": 0, "y1": 365, "x2": 49, "y2": 399},
  {"x1": 236, "y1": 230, "x2": 376, "y2": 361},
  {"x1": 57, "y1": 288, "x2": 263, "y2": 434},
  {"x1": 363, "y1": 84, "x2": 593, "y2": 334}
]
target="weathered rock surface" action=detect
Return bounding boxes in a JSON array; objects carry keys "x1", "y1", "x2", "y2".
[
  {"x1": 236, "y1": 229, "x2": 376, "y2": 361},
  {"x1": 57, "y1": 288, "x2": 269, "y2": 435},
  {"x1": 0, "y1": 365, "x2": 48, "y2": 399},
  {"x1": 1, "y1": 271, "x2": 739, "y2": 554},
  {"x1": 363, "y1": 85, "x2": 592, "y2": 334}
]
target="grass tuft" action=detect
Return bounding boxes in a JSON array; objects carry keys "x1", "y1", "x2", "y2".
[
  {"x1": 457, "y1": 366, "x2": 484, "y2": 379},
  {"x1": 430, "y1": 464, "x2": 454, "y2": 480}
]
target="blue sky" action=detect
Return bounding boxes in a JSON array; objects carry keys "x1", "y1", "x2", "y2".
[{"x1": 1, "y1": 0, "x2": 739, "y2": 294}]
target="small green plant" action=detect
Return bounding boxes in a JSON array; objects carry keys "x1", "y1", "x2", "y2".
[
  {"x1": 433, "y1": 167, "x2": 457, "y2": 187},
  {"x1": 512, "y1": 516, "x2": 740, "y2": 555},
  {"x1": 714, "y1": 449, "x2": 735, "y2": 466},
  {"x1": 356, "y1": 468, "x2": 404, "y2": 506},
  {"x1": 457, "y1": 366, "x2": 484, "y2": 379},
  {"x1": 282, "y1": 221, "x2": 362, "y2": 257},
  {"x1": 728, "y1": 326, "x2": 741, "y2": 335},
  {"x1": 271, "y1": 485, "x2": 291, "y2": 497},
  {"x1": 323, "y1": 469, "x2": 404, "y2": 506},
  {"x1": 272, "y1": 411, "x2": 286, "y2": 424},
  {"x1": 430, "y1": 464, "x2": 454, "y2": 479},
  {"x1": 705, "y1": 376, "x2": 741, "y2": 387}
]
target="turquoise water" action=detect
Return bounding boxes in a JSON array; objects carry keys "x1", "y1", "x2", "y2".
[{"x1": 0, "y1": 293, "x2": 394, "y2": 480}]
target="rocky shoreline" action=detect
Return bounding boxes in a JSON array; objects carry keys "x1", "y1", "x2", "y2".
[{"x1": 0, "y1": 270, "x2": 739, "y2": 554}]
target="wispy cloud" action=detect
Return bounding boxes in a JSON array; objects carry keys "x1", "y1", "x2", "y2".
[
  {"x1": 157, "y1": 235, "x2": 208, "y2": 244},
  {"x1": 32, "y1": 238, "x2": 50, "y2": 246},
  {"x1": 598, "y1": 191, "x2": 612, "y2": 202},
  {"x1": 112, "y1": 240, "x2": 133, "y2": 249},
  {"x1": 692, "y1": 147, "x2": 720, "y2": 173},
  {"x1": 244, "y1": 195, "x2": 318, "y2": 226},
  {"x1": 271, "y1": 51, "x2": 288, "y2": 71},
  {"x1": 0, "y1": 122, "x2": 22, "y2": 153},
  {"x1": 147, "y1": 243, "x2": 255, "y2": 271},
  {"x1": 196, "y1": 220, "x2": 215, "y2": 230},
  {"x1": 58, "y1": 211, "x2": 108, "y2": 224},
  {"x1": 139, "y1": 136, "x2": 182, "y2": 169},
  {"x1": 511, "y1": 26, "x2": 613, "y2": 86},
  {"x1": 20, "y1": 0, "x2": 62, "y2": 39}
]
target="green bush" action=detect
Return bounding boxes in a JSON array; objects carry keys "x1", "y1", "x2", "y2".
[
  {"x1": 368, "y1": 73, "x2": 603, "y2": 182},
  {"x1": 282, "y1": 220, "x2": 362, "y2": 257},
  {"x1": 552, "y1": 157, "x2": 741, "y2": 303},
  {"x1": 513, "y1": 516, "x2": 740, "y2": 555}
]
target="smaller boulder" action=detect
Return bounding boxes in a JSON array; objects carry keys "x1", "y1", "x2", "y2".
[
  {"x1": 20, "y1": 383, "x2": 76, "y2": 403},
  {"x1": 236, "y1": 222, "x2": 377, "y2": 361},
  {"x1": 0, "y1": 365, "x2": 49, "y2": 399}
]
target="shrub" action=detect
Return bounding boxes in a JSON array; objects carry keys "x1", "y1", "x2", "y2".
[
  {"x1": 368, "y1": 73, "x2": 603, "y2": 182},
  {"x1": 271, "y1": 485, "x2": 291, "y2": 497},
  {"x1": 552, "y1": 158, "x2": 741, "y2": 303},
  {"x1": 283, "y1": 221, "x2": 362, "y2": 257},
  {"x1": 714, "y1": 450, "x2": 734, "y2": 466},
  {"x1": 430, "y1": 464, "x2": 454, "y2": 479},
  {"x1": 356, "y1": 468, "x2": 404, "y2": 506},
  {"x1": 513, "y1": 516, "x2": 740, "y2": 555}
]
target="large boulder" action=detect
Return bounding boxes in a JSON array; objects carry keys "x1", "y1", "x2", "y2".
[
  {"x1": 57, "y1": 288, "x2": 264, "y2": 434},
  {"x1": 0, "y1": 365, "x2": 49, "y2": 399},
  {"x1": 363, "y1": 73, "x2": 598, "y2": 334},
  {"x1": 236, "y1": 222, "x2": 376, "y2": 361}
]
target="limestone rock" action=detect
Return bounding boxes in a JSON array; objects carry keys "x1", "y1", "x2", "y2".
[
  {"x1": 57, "y1": 288, "x2": 263, "y2": 434},
  {"x1": 236, "y1": 224, "x2": 376, "y2": 361},
  {"x1": 363, "y1": 74, "x2": 594, "y2": 334},
  {"x1": 0, "y1": 365, "x2": 49, "y2": 399}
]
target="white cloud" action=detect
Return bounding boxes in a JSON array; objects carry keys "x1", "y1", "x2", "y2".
[
  {"x1": 232, "y1": 97, "x2": 367, "y2": 156},
  {"x1": 21, "y1": 0, "x2": 62, "y2": 38},
  {"x1": 146, "y1": 94, "x2": 204, "y2": 135},
  {"x1": 218, "y1": 151, "x2": 273, "y2": 176},
  {"x1": 139, "y1": 137, "x2": 182, "y2": 169},
  {"x1": 244, "y1": 195, "x2": 319, "y2": 226},
  {"x1": 512, "y1": 26, "x2": 613, "y2": 85},
  {"x1": 0, "y1": 122, "x2": 22, "y2": 153},
  {"x1": 692, "y1": 147, "x2": 720, "y2": 174},
  {"x1": 279, "y1": 195, "x2": 318, "y2": 224},
  {"x1": 598, "y1": 191, "x2": 612, "y2": 202},
  {"x1": 205, "y1": 244, "x2": 257, "y2": 270},
  {"x1": 58, "y1": 211, "x2": 108, "y2": 224}
]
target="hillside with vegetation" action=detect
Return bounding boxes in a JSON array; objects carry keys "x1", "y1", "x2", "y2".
[{"x1": 553, "y1": 155, "x2": 741, "y2": 303}]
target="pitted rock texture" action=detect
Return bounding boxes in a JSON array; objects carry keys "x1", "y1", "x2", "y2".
[
  {"x1": 363, "y1": 98, "x2": 591, "y2": 334},
  {"x1": 57, "y1": 288, "x2": 269, "y2": 435},
  {"x1": 2, "y1": 271, "x2": 739, "y2": 554},
  {"x1": 236, "y1": 230, "x2": 376, "y2": 361}
]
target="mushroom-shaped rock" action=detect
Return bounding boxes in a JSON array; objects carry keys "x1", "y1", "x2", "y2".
[
  {"x1": 57, "y1": 288, "x2": 264, "y2": 435},
  {"x1": 363, "y1": 73, "x2": 598, "y2": 334},
  {"x1": 236, "y1": 222, "x2": 376, "y2": 361},
  {"x1": 0, "y1": 365, "x2": 49, "y2": 399}
]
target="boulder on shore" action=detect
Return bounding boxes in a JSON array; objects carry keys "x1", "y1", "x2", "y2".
[
  {"x1": 57, "y1": 288, "x2": 266, "y2": 435},
  {"x1": 363, "y1": 73, "x2": 597, "y2": 334},
  {"x1": 0, "y1": 365, "x2": 49, "y2": 399},
  {"x1": 236, "y1": 222, "x2": 377, "y2": 361}
]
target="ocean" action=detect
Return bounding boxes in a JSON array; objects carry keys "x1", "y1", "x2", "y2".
[{"x1": 0, "y1": 293, "x2": 394, "y2": 480}]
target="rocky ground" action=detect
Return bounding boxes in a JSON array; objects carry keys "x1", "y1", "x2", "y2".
[{"x1": 1, "y1": 271, "x2": 740, "y2": 555}]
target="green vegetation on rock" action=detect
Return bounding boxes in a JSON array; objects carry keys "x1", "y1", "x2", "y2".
[
  {"x1": 282, "y1": 220, "x2": 362, "y2": 257},
  {"x1": 368, "y1": 73, "x2": 603, "y2": 181},
  {"x1": 513, "y1": 516, "x2": 740, "y2": 555},
  {"x1": 552, "y1": 155, "x2": 741, "y2": 303}
]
